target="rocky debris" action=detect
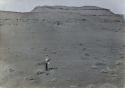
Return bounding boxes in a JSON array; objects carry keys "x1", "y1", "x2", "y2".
[
  {"x1": 100, "y1": 83, "x2": 118, "y2": 88},
  {"x1": 111, "y1": 74, "x2": 118, "y2": 77},
  {"x1": 81, "y1": 18, "x2": 87, "y2": 21},
  {"x1": 55, "y1": 21, "x2": 62, "y2": 26},
  {"x1": 100, "y1": 67, "x2": 117, "y2": 74},
  {"x1": 51, "y1": 87, "x2": 56, "y2": 88},
  {"x1": 36, "y1": 70, "x2": 45, "y2": 75},
  {"x1": 37, "y1": 62, "x2": 45, "y2": 66},
  {"x1": 79, "y1": 43, "x2": 84, "y2": 46},
  {"x1": 84, "y1": 53, "x2": 90, "y2": 56},
  {"x1": 69, "y1": 85, "x2": 78, "y2": 88},
  {"x1": 82, "y1": 48, "x2": 87, "y2": 51},
  {"x1": 91, "y1": 65, "x2": 98, "y2": 69},
  {"x1": 94, "y1": 57, "x2": 98, "y2": 60},
  {"x1": 85, "y1": 84, "x2": 95, "y2": 88},
  {"x1": 100, "y1": 69, "x2": 109, "y2": 73},
  {"x1": 43, "y1": 48, "x2": 48, "y2": 51},
  {"x1": 115, "y1": 60, "x2": 123, "y2": 65},
  {"x1": 8, "y1": 68, "x2": 15, "y2": 72},
  {"x1": 51, "y1": 51, "x2": 57, "y2": 54},
  {"x1": 50, "y1": 78, "x2": 57, "y2": 82},
  {"x1": 120, "y1": 56, "x2": 125, "y2": 59},
  {"x1": 25, "y1": 76, "x2": 35, "y2": 81},
  {"x1": 95, "y1": 62, "x2": 106, "y2": 66}
]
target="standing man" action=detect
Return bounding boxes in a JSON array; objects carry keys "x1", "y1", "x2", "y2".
[{"x1": 45, "y1": 55, "x2": 51, "y2": 71}]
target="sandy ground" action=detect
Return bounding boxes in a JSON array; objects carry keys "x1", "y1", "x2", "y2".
[{"x1": 0, "y1": 6, "x2": 125, "y2": 88}]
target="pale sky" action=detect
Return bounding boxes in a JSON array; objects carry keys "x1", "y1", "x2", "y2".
[{"x1": 0, "y1": 0, "x2": 125, "y2": 14}]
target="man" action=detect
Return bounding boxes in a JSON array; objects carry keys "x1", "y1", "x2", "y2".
[{"x1": 45, "y1": 55, "x2": 51, "y2": 71}]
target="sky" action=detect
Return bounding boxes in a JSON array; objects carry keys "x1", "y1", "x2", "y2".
[{"x1": 0, "y1": 0, "x2": 125, "y2": 14}]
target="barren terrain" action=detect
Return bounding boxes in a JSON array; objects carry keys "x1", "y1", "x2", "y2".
[{"x1": 0, "y1": 6, "x2": 125, "y2": 88}]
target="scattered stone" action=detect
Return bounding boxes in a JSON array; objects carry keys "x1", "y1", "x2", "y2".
[
  {"x1": 82, "y1": 48, "x2": 87, "y2": 51},
  {"x1": 86, "y1": 84, "x2": 95, "y2": 88},
  {"x1": 106, "y1": 67, "x2": 113, "y2": 72},
  {"x1": 100, "y1": 66, "x2": 116, "y2": 74},
  {"x1": 115, "y1": 60, "x2": 123, "y2": 65},
  {"x1": 52, "y1": 51, "x2": 57, "y2": 54},
  {"x1": 114, "y1": 30, "x2": 118, "y2": 32},
  {"x1": 79, "y1": 43, "x2": 83, "y2": 46},
  {"x1": 85, "y1": 53, "x2": 90, "y2": 56},
  {"x1": 37, "y1": 62, "x2": 44, "y2": 66},
  {"x1": 100, "y1": 83, "x2": 117, "y2": 88},
  {"x1": 43, "y1": 48, "x2": 48, "y2": 51},
  {"x1": 100, "y1": 69, "x2": 108, "y2": 73},
  {"x1": 50, "y1": 78, "x2": 57, "y2": 82},
  {"x1": 94, "y1": 57, "x2": 99, "y2": 60},
  {"x1": 25, "y1": 76, "x2": 35, "y2": 81},
  {"x1": 81, "y1": 18, "x2": 87, "y2": 21},
  {"x1": 30, "y1": 47, "x2": 34, "y2": 50},
  {"x1": 123, "y1": 45, "x2": 125, "y2": 47},
  {"x1": 15, "y1": 54, "x2": 19, "y2": 57},
  {"x1": 36, "y1": 71, "x2": 45, "y2": 75},
  {"x1": 46, "y1": 73, "x2": 50, "y2": 75},
  {"x1": 95, "y1": 62, "x2": 106, "y2": 66},
  {"x1": 111, "y1": 74, "x2": 118, "y2": 77},
  {"x1": 120, "y1": 56, "x2": 124, "y2": 59},
  {"x1": 56, "y1": 21, "x2": 61, "y2": 26},
  {"x1": 9, "y1": 68, "x2": 15, "y2": 72},
  {"x1": 29, "y1": 78, "x2": 34, "y2": 80},
  {"x1": 91, "y1": 65, "x2": 98, "y2": 69},
  {"x1": 51, "y1": 87, "x2": 56, "y2": 88},
  {"x1": 70, "y1": 85, "x2": 78, "y2": 88},
  {"x1": 106, "y1": 67, "x2": 117, "y2": 75}
]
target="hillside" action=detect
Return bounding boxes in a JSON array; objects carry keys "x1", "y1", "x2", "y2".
[{"x1": 0, "y1": 6, "x2": 125, "y2": 88}]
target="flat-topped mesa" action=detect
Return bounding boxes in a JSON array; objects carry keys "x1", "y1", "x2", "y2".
[{"x1": 31, "y1": 6, "x2": 115, "y2": 15}]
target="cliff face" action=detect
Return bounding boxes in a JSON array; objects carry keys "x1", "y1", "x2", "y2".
[
  {"x1": 31, "y1": 6, "x2": 114, "y2": 15},
  {"x1": 0, "y1": 6, "x2": 125, "y2": 88}
]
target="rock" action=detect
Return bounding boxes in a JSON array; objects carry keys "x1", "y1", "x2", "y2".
[
  {"x1": 37, "y1": 62, "x2": 45, "y2": 66},
  {"x1": 94, "y1": 57, "x2": 98, "y2": 59},
  {"x1": 86, "y1": 84, "x2": 95, "y2": 88},
  {"x1": 106, "y1": 67, "x2": 113, "y2": 72},
  {"x1": 95, "y1": 62, "x2": 106, "y2": 66},
  {"x1": 70, "y1": 85, "x2": 78, "y2": 88},
  {"x1": 36, "y1": 69, "x2": 45, "y2": 75},
  {"x1": 91, "y1": 65, "x2": 98, "y2": 69},
  {"x1": 52, "y1": 51, "x2": 57, "y2": 54},
  {"x1": 115, "y1": 60, "x2": 123, "y2": 65},
  {"x1": 111, "y1": 74, "x2": 118, "y2": 77},
  {"x1": 120, "y1": 56, "x2": 125, "y2": 59},
  {"x1": 100, "y1": 69, "x2": 108, "y2": 73},
  {"x1": 85, "y1": 53, "x2": 90, "y2": 56},
  {"x1": 8, "y1": 68, "x2": 15, "y2": 72},
  {"x1": 51, "y1": 87, "x2": 56, "y2": 88},
  {"x1": 25, "y1": 76, "x2": 35, "y2": 81},
  {"x1": 79, "y1": 43, "x2": 83, "y2": 46},
  {"x1": 82, "y1": 48, "x2": 87, "y2": 51},
  {"x1": 55, "y1": 21, "x2": 61, "y2": 26},
  {"x1": 36, "y1": 71, "x2": 45, "y2": 75},
  {"x1": 100, "y1": 83, "x2": 117, "y2": 88},
  {"x1": 50, "y1": 78, "x2": 57, "y2": 82},
  {"x1": 81, "y1": 18, "x2": 87, "y2": 21}
]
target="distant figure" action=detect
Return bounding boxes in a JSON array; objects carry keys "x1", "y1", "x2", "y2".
[{"x1": 44, "y1": 55, "x2": 51, "y2": 71}]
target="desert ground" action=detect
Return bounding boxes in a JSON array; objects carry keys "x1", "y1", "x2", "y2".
[{"x1": 0, "y1": 6, "x2": 125, "y2": 88}]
